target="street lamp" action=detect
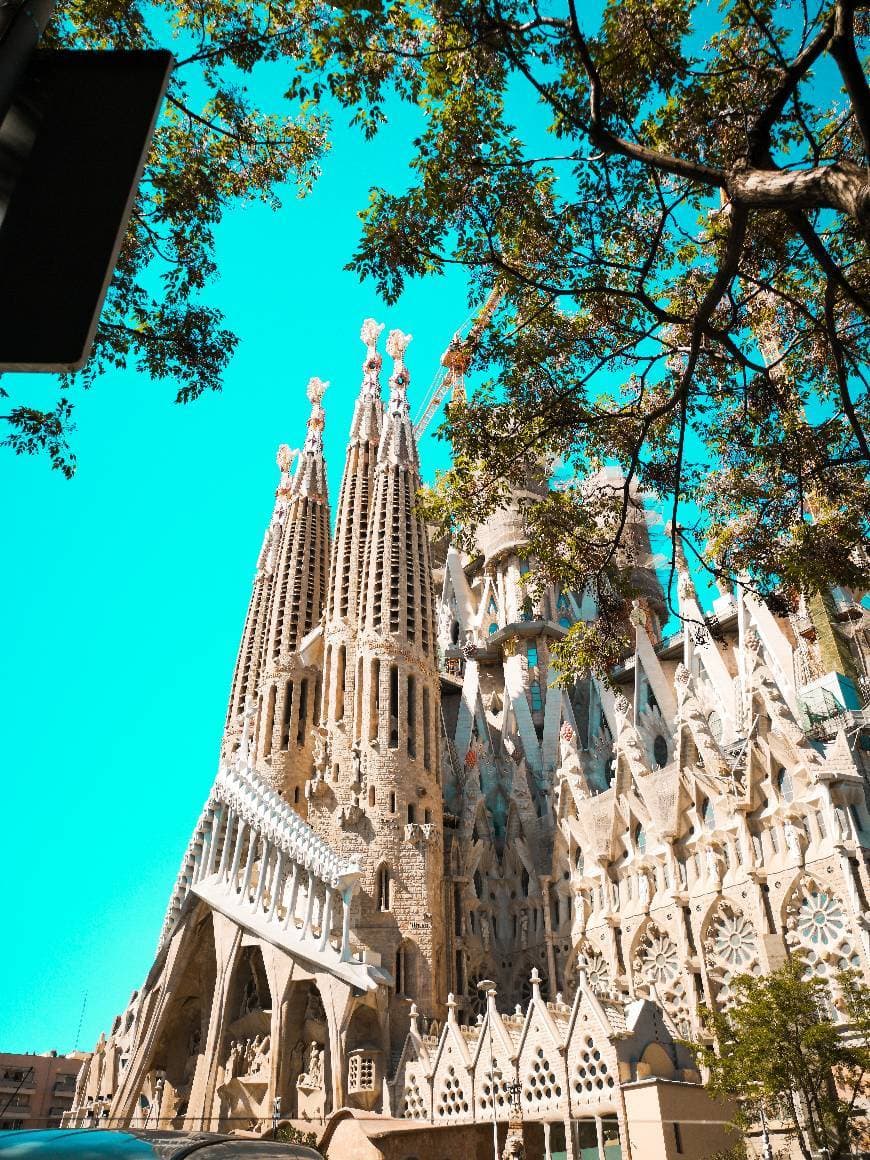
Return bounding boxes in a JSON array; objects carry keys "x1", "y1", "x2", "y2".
[{"x1": 477, "y1": 979, "x2": 499, "y2": 1160}]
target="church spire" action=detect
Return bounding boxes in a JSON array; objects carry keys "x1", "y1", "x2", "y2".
[
  {"x1": 255, "y1": 378, "x2": 332, "y2": 799},
  {"x1": 223, "y1": 444, "x2": 297, "y2": 748}
]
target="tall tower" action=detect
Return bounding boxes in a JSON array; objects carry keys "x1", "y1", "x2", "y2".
[
  {"x1": 222, "y1": 444, "x2": 296, "y2": 752},
  {"x1": 255, "y1": 377, "x2": 331, "y2": 801},
  {"x1": 356, "y1": 329, "x2": 445, "y2": 1039},
  {"x1": 317, "y1": 318, "x2": 385, "y2": 752}
]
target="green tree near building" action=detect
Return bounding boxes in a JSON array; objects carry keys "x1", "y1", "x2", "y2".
[
  {"x1": 6, "y1": 0, "x2": 869, "y2": 660},
  {"x1": 694, "y1": 958, "x2": 870, "y2": 1160}
]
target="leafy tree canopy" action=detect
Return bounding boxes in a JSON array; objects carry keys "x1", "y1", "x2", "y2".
[
  {"x1": 695, "y1": 958, "x2": 870, "y2": 1160},
  {"x1": 7, "y1": 0, "x2": 870, "y2": 675}
]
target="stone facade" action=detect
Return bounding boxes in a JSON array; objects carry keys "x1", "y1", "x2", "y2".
[{"x1": 67, "y1": 321, "x2": 870, "y2": 1159}]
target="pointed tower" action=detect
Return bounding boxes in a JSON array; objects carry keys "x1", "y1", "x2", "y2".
[
  {"x1": 255, "y1": 377, "x2": 331, "y2": 801},
  {"x1": 318, "y1": 318, "x2": 385, "y2": 738},
  {"x1": 356, "y1": 329, "x2": 445, "y2": 1041},
  {"x1": 223, "y1": 444, "x2": 297, "y2": 750}
]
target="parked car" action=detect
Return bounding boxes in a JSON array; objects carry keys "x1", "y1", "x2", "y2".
[{"x1": 0, "y1": 1129, "x2": 324, "y2": 1160}]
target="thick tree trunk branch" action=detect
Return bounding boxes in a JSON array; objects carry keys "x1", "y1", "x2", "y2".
[
  {"x1": 729, "y1": 159, "x2": 870, "y2": 227},
  {"x1": 830, "y1": 0, "x2": 870, "y2": 161}
]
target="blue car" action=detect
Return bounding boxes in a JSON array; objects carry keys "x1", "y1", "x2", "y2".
[{"x1": 0, "y1": 1130, "x2": 324, "y2": 1159}]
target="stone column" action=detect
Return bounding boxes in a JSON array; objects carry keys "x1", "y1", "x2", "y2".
[{"x1": 183, "y1": 912, "x2": 243, "y2": 1131}]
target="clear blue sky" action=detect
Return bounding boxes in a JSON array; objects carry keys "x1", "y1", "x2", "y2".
[{"x1": 0, "y1": 91, "x2": 471, "y2": 1054}]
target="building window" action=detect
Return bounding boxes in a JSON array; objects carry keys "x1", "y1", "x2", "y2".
[
  {"x1": 376, "y1": 864, "x2": 391, "y2": 912},
  {"x1": 389, "y1": 665, "x2": 399, "y2": 748},
  {"x1": 335, "y1": 646, "x2": 346, "y2": 721},
  {"x1": 653, "y1": 734, "x2": 668, "y2": 767},
  {"x1": 488, "y1": 621, "x2": 499, "y2": 635},
  {"x1": 407, "y1": 674, "x2": 417, "y2": 758},
  {"x1": 348, "y1": 1052, "x2": 376, "y2": 1093},
  {"x1": 777, "y1": 766, "x2": 794, "y2": 802},
  {"x1": 635, "y1": 824, "x2": 647, "y2": 854},
  {"x1": 530, "y1": 683, "x2": 543, "y2": 712},
  {"x1": 407, "y1": 803, "x2": 416, "y2": 825},
  {"x1": 395, "y1": 944, "x2": 412, "y2": 995},
  {"x1": 527, "y1": 644, "x2": 539, "y2": 668},
  {"x1": 296, "y1": 678, "x2": 308, "y2": 745},
  {"x1": 423, "y1": 687, "x2": 431, "y2": 771},
  {"x1": 389, "y1": 791, "x2": 396, "y2": 814},
  {"x1": 701, "y1": 797, "x2": 715, "y2": 829},
  {"x1": 674, "y1": 1122, "x2": 684, "y2": 1154}
]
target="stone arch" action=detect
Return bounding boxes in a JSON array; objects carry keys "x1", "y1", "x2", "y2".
[
  {"x1": 216, "y1": 943, "x2": 274, "y2": 1132},
  {"x1": 276, "y1": 977, "x2": 331, "y2": 1122},
  {"x1": 639, "y1": 1042, "x2": 675, "y2": 1080},
  {"x1": 145, "y1": 910, "x2": 217, "y2": 1128},
  {"x1": 701, "y1": 898, "x2": 762, "y2": 1010},
  {"x1": 345, "y1": 1004, "x2": 384, "y2": 1110}
]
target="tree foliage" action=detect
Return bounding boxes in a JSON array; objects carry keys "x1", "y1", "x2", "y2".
[
  {"x1": 7, "y1": 0, "x2": 870, "y2": 674},
  {"x1": 2, "y1": 0, "x2": 328, "y2": 476},
  {"x1": 695, "y1": 958, "x2": 870, "y2": 1160},
  {"x1": 282, "y1": 0, "x2": 870, "y2": 668}
]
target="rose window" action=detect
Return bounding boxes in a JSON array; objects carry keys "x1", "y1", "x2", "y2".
[
  {"x1": 576, "y1": 948, "x2": 611, "y2": 996},
  {"x1": 637, "y1": 928, "x2": 679, "y2": 985},
  {"x1": 709, "y1": 907, "x2": 758, "y2": 969},
  {"x1": 796, "y1": 889, "x2": 846, "y2": 948}
]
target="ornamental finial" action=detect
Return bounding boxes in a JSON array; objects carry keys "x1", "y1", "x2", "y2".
[
  {"x1": 276, "y1": 445, "x2": 298, "y2": 473},
  {"x1": 386, "y1": 328, "x2": 412, "y2": 363},
  {"x1": 307, "y1": 377, "x2": 329, "y2": 405},
  {"x1": 360, "y1": 318, "x2": 384, "y2": 353}
]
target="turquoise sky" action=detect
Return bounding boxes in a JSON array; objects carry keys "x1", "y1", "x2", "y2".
[{"x1": 0, "y1": 90, "x2": 473, "y2": 1054}]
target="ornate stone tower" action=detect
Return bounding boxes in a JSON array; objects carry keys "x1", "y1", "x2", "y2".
[
  {"x1": 222, "y1": 444, "x2": 297, "y2": 752},
  {"x1": 310, "y1": 329, "x2": 445, "y2": 1049},
  {"x1": 255, "y1": 378, "x2": 331, "y2": 801}
]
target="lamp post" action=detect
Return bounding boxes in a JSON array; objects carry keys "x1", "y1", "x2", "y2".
[{"x1": 477, "y1": 979, "x2": 499, "y2": 1160}]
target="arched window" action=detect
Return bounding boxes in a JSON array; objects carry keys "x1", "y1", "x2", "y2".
[
  {"x1": 488, "y1": 621, "x2": 499, "y2": 635},
  {"x1": 473, "y1": 869, "x2": 484, "y2": 897},
  {"x1": 653, "y1": 734, "x2": 668, "y2": 768},
  {"x1": 450, "y1": 620, "x2": 460, "y2": 645},
  {"x1": 635, "y1": 824, "x2": 647, "y2": 854},
  {"x1": 701, "y1": 797, "x2": 715, "y2": 829},
  {"x1": 376, "y1": 864, "x2": 391, "y2": 912},
  {"x1": 521, "y1": 866, "x2": 530, "y2": 896},
  {"x1": 575, "y1": 847, "x2": 584, "y2": 875},
  {"x1": 777, "y1": 766, "x2": 794, "y2": 803},
  {"x1": 395, "y1": 943, "x2": 412, "y2": 995}
]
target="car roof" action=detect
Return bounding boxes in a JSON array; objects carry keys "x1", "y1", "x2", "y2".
[{"x1": 0, "y1": 1129, "x2": 323, "y2": 1160}]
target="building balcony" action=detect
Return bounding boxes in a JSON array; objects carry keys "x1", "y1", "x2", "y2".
[{"x1": 0, "y1": 1078, "x2": 35, "y2": 1093}]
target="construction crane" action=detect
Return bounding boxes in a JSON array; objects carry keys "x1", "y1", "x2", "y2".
[{"x1": 412, "y1": 283, "x2": 504, "y2": 438}]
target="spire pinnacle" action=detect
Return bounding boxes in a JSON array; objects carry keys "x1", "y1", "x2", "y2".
[
  {"x1": 292, "y1": 378, "x2": 328, "y2": 499},
  {"x1": 386, "y1": 329, "x2": 412, "y2": 396},
  {"x1": 359, "y1": 318, "x2": 384, "y2": 400}
]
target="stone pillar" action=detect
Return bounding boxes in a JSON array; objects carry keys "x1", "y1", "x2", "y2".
[{"x1": 183, "y1": 912, "x2": 243, "y2": 1131}]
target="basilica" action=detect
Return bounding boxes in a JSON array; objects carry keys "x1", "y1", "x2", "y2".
[{"x1": 66, "y1": 321, "x2": 870, "y2": 1159}]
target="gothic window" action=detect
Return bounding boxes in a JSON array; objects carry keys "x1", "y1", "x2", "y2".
[
  {"x1": 280, "y1": 681, "x2": 294, "y2": 750},
  {"x1": 777, "y1": 766, "x2": 794, "y2": 802},
  {"x1": 487, "y1": 595, "x2": 498, "y2": 614},
  {"x1": 450, "y1": 619, "x2": 460, "y2": 645},
  {"x1": 521, "y1": 867, "x2": 530, "y2": 896},
  {"x1": 574, "y1": 848, "x2": 584, "y2": 875},
  {"x1": 296, "y1": 679, "x2": 308, "y2": 745},
  {"x1": 423, "y1": 688, "x2": 431, "y2": 771},
  {"x1": 701, "y1": 797, "x2": 715, "y2": 830},
  {"x1": 635, "y1": 824, "x2": 647, "y2": 854},
  {"x1": 527, "y1": 644, "x2": 539, "y2": 668},
  {"x1": 389, "y1": 665, "x2": 399, "y2": 749},
  {"x1": 376, "y1": 864, "x2": 391, "y2": 912},
  {"x1": 369, "y1": 658, "x2": 380, "y2": 742},
  {"x1": 263, "y1": 686, "x2": 276, "y2": 759},
  {"x1": 395, "y1": 943, "x2": 413, "y2": 995},
  {"x1": 653, "y1": 734, "x2": 668, "y2": 767},
  {"x1": 530, "y1": 683, "x2": 543, "y2": 712},
  {"x1": 407, "y1": 675, "x2": 417, "y2": 758},
  {"x1": 335, "y1": 647, "x2": 346, "y2": 721},
  {"x1": 488, "y1": 622, "x2": 499, "y2": 635},
  {"x1": 474, "y1": 870, "x2": 484, "y2": 897}
]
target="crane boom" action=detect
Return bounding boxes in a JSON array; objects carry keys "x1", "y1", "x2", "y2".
[{"x1": 413, "y1": 284, "x2": 504, "y2": 438}]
